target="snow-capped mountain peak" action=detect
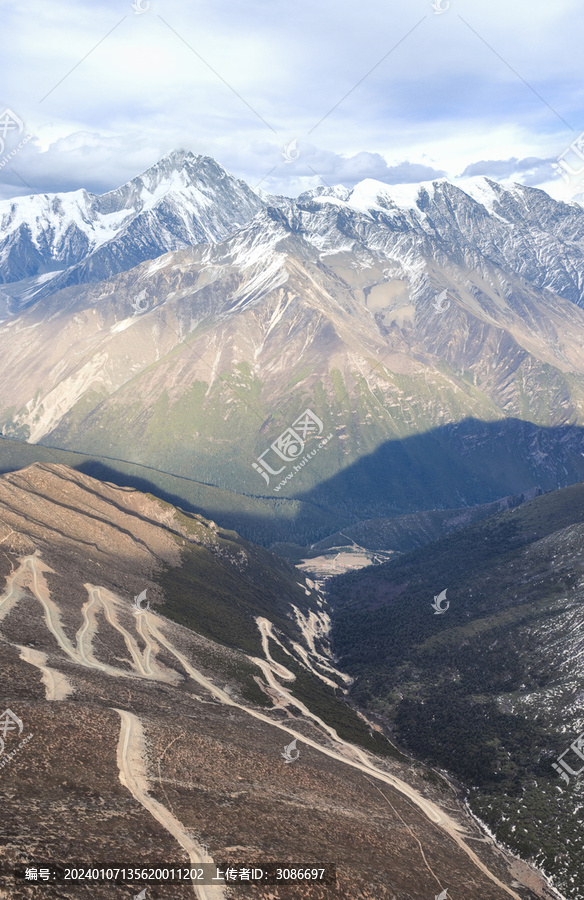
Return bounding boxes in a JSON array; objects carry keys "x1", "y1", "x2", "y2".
[{"x1": 0, "y1": 150, "x2": 264, "y2": 307}]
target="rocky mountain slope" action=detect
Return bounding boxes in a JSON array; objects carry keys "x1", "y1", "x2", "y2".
[
  {"x1": 0, "y1": 463, "x2": 557, "y2": 899},
  {"x1": 329, "y1": 480, "x2": 584, "y2": 899}
]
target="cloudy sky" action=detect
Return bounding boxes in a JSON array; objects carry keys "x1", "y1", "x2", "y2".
[{"x1": 0, "y1": 0, "x2": 583, "y2": 200}]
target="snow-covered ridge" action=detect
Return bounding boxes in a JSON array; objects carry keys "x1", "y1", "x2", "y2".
[
  {"x1": 301, "y1": 174, "x2": 527, "y2": 219},
  {"x1": 349, "y1": 177, "x2": 441, "y2": 213},
  {"x1": 4, "y1": 150, "x2": 584, "y2": 328},
  {"x1": 0, "y1": 190, "x2": 134, "y2": 255}
]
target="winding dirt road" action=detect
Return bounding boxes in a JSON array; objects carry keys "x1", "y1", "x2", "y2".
[
  {"x1": 18, "y1": 645, "x2": 72, "y2": 701},
  {"x1": 116, "y1": 709, "x2": 225, "y2": 900},
  {"x1": 144, "y1": 613, "x2": 523, "y2": 899},
  {"x1": 2, "y1": 552, "x2": 525, "y2": 899}
]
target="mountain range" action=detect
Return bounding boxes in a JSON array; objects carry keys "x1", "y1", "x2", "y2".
[
  {"x1": 2, "y1": 150, "x2": 584, "y2": 543},
  {"x1": 1, "y1": 149, "x2": 584, "y2": 899}
]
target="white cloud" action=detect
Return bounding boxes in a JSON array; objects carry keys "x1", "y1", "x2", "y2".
[
  {"x1": 0, "y1": 0, "x2": 583, "y2": 199},
  {"x1": 459, "y1": 156, "x2": 556, "y2": 183}
]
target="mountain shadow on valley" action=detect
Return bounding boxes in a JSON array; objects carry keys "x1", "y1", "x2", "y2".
[
  {"x1": 292, "y1": 415, "x2": 584, "y2": 520},
  {"x1": 3, "y1": 415, "x2": 584, "y2": 547}
]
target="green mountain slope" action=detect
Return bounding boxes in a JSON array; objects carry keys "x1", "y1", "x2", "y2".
[
  {"x1": 0, "y1": 435, "x2": 347, "y2": 545},
  {"x1": 329, "y1": 482, "x2": 584, "y2": 898}
]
